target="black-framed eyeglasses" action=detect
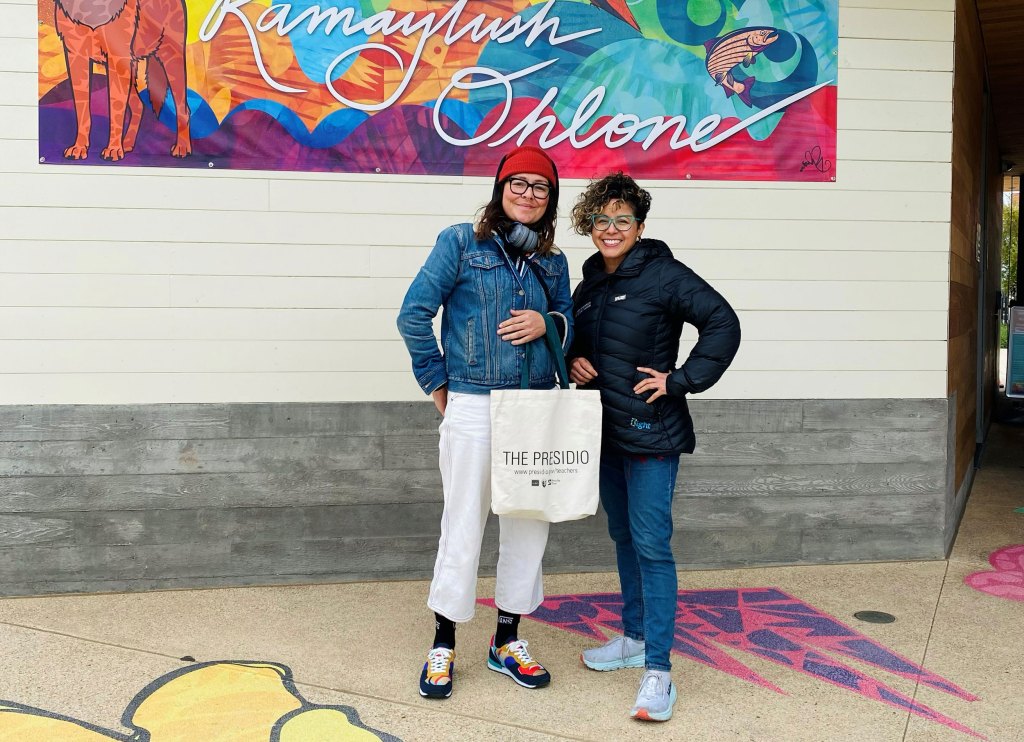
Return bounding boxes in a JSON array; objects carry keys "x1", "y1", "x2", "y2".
[
  {"x1": 590, "y1": 214, "x2": 638, "y2": 231},
  {"x1": 507, "y1": 177, "x2": 551, "y2": 200}
]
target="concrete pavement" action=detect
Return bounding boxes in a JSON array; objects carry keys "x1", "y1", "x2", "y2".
[{"x1": 0, "y1": 424, "x2": 1021, "y2": 741}]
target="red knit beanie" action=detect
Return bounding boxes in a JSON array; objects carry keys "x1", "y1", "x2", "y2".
[{"x1": 496, "y1": 145, "x2": 557, "y2": 188}]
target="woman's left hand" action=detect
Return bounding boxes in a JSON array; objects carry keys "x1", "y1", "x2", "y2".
[
  {"x1": 635, "y1": 367, "x2": 669, "y2": 403},
  {"x1": 498, "y1": 309, "x2": 546, "y2": 345}
]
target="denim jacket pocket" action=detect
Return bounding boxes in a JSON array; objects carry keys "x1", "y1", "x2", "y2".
[
  {"x1": 447, "y1": 311, "x2": 488, "y2": 382},
  {"x1": 465, "y1": 317, "x2": 477, "y2": 367},
  {"x1": 466, "y1": 251, "x2": 507, "y2": 306},
  {"x1": 467, "y1": 252, "x2": 504, "y2": 268},
  {"x1": 463, "y1": 252, "x2": 508, "y2": 381},
  {"x1": 531, "y1": 255, "x2": 565, "y2": 279}
]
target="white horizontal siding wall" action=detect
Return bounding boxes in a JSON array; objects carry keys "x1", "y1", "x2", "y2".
[{"x1": 0, "y1": 0, "x2": 953, "y2": 403}]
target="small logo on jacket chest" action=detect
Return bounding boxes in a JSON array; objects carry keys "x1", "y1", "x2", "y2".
[{"x1": 612, "y1": 294, "x2": 627, "y2": 302}]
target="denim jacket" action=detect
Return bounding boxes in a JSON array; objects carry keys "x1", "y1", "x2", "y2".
[{"x1": 397, "y1": 223, "x2": 573, "y2": 394}]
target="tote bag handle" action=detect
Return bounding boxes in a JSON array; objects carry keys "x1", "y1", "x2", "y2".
[{"x1": 520, "y1": 314, "x2": 570, "y2": 390}]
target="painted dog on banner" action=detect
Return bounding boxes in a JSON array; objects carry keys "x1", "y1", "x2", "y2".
[{"x1": 54, "y1": 0, "x2": 191, "y2": 160}]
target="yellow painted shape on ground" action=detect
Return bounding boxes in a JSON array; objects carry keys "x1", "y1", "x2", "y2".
[
  {"x1": 278, "y1": 708, "x2": 383, "y2": 741},
  {"x1": 0, "y1": 705, "x2": 119, "y2": 742},
  {"x1": 127, "y1": 662, "x2": 303, "y2": 741},
  {"x1": 0, "y1": 661, "x2": 395, "y2": 741}
]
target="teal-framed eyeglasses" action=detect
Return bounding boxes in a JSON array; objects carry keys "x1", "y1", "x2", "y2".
[
  {"x1": 590, "y1": 214, "x2": 639, "y2": 231},
  {"x1": 507, "y1": 177, "x2": 551, "y2": 200}
]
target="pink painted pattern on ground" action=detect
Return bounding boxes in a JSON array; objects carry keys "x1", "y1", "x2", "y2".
[
  {"x1": 965, "y1": 545, "x2": 1024, "y2": 602},
  {"x1": 481, "y1": 588, "x2": 985, "y2": 739}
]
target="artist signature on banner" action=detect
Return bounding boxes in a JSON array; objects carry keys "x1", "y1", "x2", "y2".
[{"x1": 801, "y1": 145, "x2": 832, "y2": 174}]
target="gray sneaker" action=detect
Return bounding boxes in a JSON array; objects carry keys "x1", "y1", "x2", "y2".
[
  {"x1": 630, "y1": 669, "x2": 677, "y2": 722},
  {"x1": 581, "y1": 635, "x2": 645, "y2": 671}
]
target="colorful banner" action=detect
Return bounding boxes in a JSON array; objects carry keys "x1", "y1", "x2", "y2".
[{"x1": 38, "y1": 0, "x2": 837, "y2": 180}]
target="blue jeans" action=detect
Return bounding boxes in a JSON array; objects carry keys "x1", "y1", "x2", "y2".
[{"x1": 600, "y1": 452, "x2": 680, "y2": 671}]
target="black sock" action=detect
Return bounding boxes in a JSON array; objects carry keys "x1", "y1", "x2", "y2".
[
  {"x1": 433, "y1": 613, "x2": 455, "y2": 649},
  {"x1": 494, "y1": 610, "x2": 520, "y2": 647}
]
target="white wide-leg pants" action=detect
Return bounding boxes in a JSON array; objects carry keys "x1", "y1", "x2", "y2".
[{"x1": 427, "y1": 391, "x2": 550, "y2": 622}]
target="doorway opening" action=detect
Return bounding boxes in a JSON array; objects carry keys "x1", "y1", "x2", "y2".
[{"x1": 1000, "y1": 176, "x2": 1018, "y2": 390}]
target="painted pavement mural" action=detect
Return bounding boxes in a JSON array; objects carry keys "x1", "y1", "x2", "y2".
[
  {"x1": 965, "y1": 545, "x2": 1024, "y2": 603},
  {"x1": 483, "y1": 587, "x2": 985, "y2": 739},
  {"x1": 0, "y1": 661, "x2": 400, "y2": 741},
  {"x1": 0, "y1": 587, "x2": 985, "y2": 738},
  {"x1": 37, "y1": 0, "x2": 837, "y2": 180}
]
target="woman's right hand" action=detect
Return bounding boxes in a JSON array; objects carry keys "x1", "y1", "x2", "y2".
[
  {"x1": 432, "y1": 386, "x2": 448, "y2": 415},
  {"x1": 569, "y1": 357, "x2": 598, "y2": 386}
]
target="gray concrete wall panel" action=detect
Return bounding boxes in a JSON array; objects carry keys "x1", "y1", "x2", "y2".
[{"x1": 0, "y1": 399, "x2": 951, "y2": 596}]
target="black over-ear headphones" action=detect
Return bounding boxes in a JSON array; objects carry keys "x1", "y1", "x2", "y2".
[{"x1": 502, "y1": 221, "x2": 539, "y2": 254}]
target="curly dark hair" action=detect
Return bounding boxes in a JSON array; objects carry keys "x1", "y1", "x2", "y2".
[
  {"x1": 475, "y1": 179, "x2": 559, "y2": 254},
  {"x1": 570, "y1": 172, "x2": 652, "y2": 236}
]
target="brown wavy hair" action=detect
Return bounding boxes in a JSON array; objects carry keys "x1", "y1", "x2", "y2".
[
  {"x1": 475, "y1": 179, "x2": 560, "y2": 255},
  {"x1": 570, "y1": 172, "x2": 652, "y2": 236}
]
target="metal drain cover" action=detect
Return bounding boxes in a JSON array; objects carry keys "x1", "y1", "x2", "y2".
[{"x1": 853, "y1": 611, "x2": 896, "y2": 624}]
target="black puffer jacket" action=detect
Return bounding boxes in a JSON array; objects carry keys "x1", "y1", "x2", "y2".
[{"x1": 570, "y1": 239, "x2": 741, "y2": 455}]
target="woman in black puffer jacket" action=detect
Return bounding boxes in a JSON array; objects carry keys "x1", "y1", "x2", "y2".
[{"x1": 569, "y1": 173, "x2": 740, "y2": 723}]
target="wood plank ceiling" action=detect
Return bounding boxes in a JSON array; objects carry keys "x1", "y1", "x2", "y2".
[{"x1": 976, "y1": 1, "x2": 1024, "y2": 173}]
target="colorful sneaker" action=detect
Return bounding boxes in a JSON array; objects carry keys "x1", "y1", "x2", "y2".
[
  {"x1": 581, "y1": 635, "x2": 646, "y2": 671},
  {"x1": 418, "y1": 646, "x2": 455, "y2": 698},
  {"x1": 487, "y1": 636, "x2": 551, "y2": 688},
  {"x1": 631, "y1": 669, "x2": 677, "y2": 722}
]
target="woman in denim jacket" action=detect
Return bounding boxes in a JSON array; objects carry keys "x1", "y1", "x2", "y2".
[{"x1": 397, "y1": 146, "x2": 573, "y2": 700}]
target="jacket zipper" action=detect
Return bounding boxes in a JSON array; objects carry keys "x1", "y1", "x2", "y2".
[
  {"x1": 593, "y1": 273, "x2": 662, "y2": 425},
  {"x1": 592, "y1": 275, "x2": 614, "y2": 376}
]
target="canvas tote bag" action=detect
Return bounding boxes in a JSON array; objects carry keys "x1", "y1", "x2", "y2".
[{"x1": 490, "y1": 316, "x2": 603, "y2": 522}]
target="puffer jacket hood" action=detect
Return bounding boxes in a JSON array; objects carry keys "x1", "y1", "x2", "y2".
[{"x1": 571, "y1": 238, "x2": 740, "y2": 455}]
